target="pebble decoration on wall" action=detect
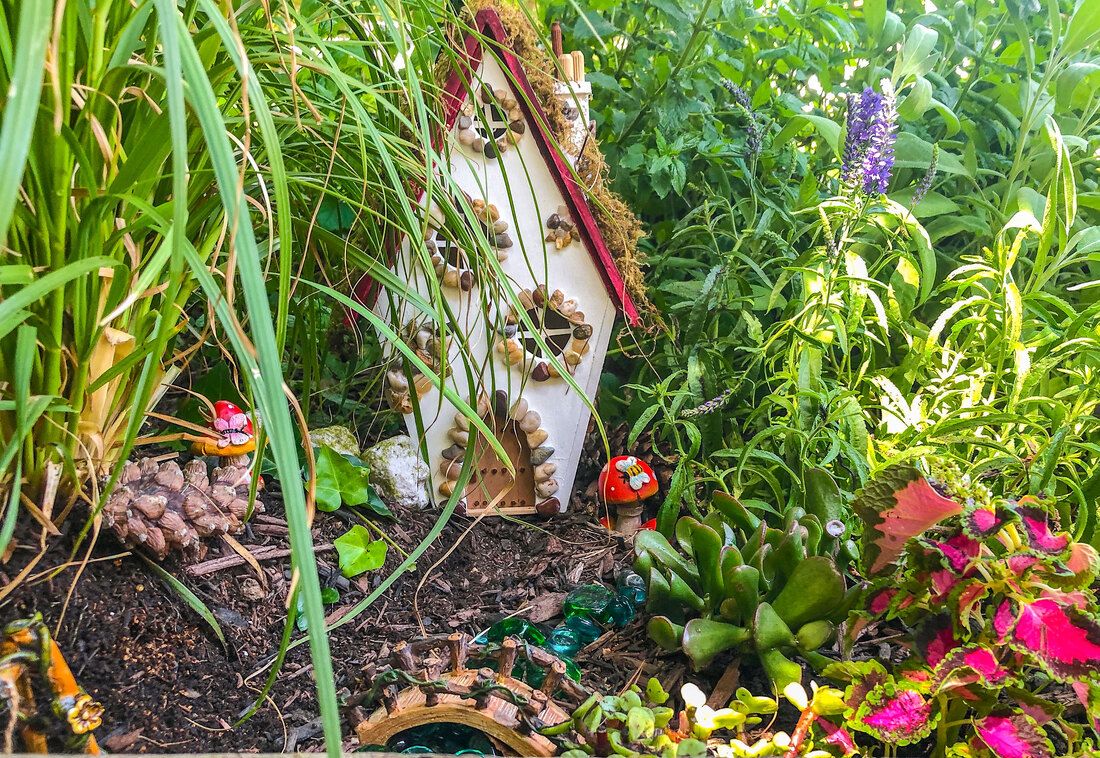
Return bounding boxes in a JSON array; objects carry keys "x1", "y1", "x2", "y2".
[
  {"x1": 495, "y1": 285, "x2": 591, "y2": 381},
  {"x1": 437, "y1": 390, "x2": 560, "y2": 509},
  {"x1": 384, "y1": 322, "x2": 450, "y2": 414},
  {"x1": 423, "y1": 195, "x2": 513, "y2": 291},
  {"x1": 544, "y1": 205, "x2": 577, "y2": 249},
  {"x1": 456, "y1": 84, "x2": 526, "y2": 159}
]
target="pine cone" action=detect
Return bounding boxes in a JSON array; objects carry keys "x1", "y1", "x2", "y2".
[{"x1": 104, "y1": 457, "x2": 263, "y2": 561}]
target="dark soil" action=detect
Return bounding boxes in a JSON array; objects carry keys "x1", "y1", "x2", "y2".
[{"x1": 1, "y1": 425, "x2": 715, "y2": 754}]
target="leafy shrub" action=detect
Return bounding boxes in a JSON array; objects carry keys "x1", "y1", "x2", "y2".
[{"x1": 826, "y1": 464, "x2": 1100, "y2": 755}]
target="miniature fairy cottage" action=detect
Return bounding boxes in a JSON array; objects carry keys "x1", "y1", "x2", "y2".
[{"x1": 355, "y1": 9, "x2": 641, "y2": 517}]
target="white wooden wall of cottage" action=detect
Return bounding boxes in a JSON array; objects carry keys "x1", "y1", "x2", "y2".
[{"x1": 382, "y1": 54, "x2": 612, "y2": 513}]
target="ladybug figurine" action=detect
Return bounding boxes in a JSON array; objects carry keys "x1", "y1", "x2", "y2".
[
  {"x1": 192, "y1": 401, "x2": 262, "y2": 487},
  {"x1": 597, "y1": 455, "x2": 659, "y2": 536}
]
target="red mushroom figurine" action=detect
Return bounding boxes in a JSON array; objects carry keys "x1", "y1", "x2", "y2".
[
  {"x1": 192, "y1": 401, "x2": 263, "y2": 487},
  {"x1": 598, "y1": 455, "x2": 659, "y2": 536}
]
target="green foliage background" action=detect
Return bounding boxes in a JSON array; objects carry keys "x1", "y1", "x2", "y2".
[{"x1": 545, "y1": 0, "x2": 1100, "y2": 538}]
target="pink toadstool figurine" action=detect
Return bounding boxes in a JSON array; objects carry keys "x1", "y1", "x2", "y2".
[{"x1": 598, "y1": 455, "x2": 659, "y2": 536}]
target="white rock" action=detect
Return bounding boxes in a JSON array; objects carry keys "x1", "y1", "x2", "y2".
[
  {"x1": 359, "y1": 435, "x2": 430, "y2": 509},
  {"x1": 308, "y1": 425, "x2": 361, "y2": 457}
]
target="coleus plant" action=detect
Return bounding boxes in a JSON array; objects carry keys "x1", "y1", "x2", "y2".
[
  {"x1": 635, "y1": 494, "x2": 857, "y2": 689},
  {"x1": 826, "y1": 464, "x2": 1100, "y2": 757}
]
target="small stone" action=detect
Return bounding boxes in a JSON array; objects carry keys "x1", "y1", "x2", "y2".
[
  {"x1": 531, "y1": 363, "x2": 551, "y2": 382},
  {"x1": 387, "y1": 370, "x2": 409, "y2": 392},
  {"x1": 535, "y1": 497, "x2": 561, "y2": 517},
  {"x1": 510, "y1": 398, "x2": 529, "y2": 420},
  {"x1": 441, "y1": 444, "x2": 463, "y2": 460},
  {"x1": 493, "y1": 220, "x2": 509, "y2": 234},
  {"x1": 545, "y1": 625, "x2": 581, "y2": 658},
  {"x1": 442, "y1": 268, "x2": 460, "y2": 287},
  {"x1": 495, "y1": 233, "x2": 512, "y2": 248},
  {"x1": 560, "y1": 218, "x2": 574, "y2": 232},
  {"x1": 439, "y1": 459, "x2": 462, "y2": 479},
  {"x1": 449, "y1": 429, "x2": 469, "y2": 446},
  {"x1": 563, "y1": 350, "x2": 582, "y2": 366},
  {"x1": 549, "y1": 289, "x2": 565, "y2": 310},
  {"x1": 359, "y1": 435, "x2": 430, "y2": 509},
  {"x1": 546, "y1": 214, "x2": 560, "y2": 229},
  {"x1": 530, "y1": 446, "x2": 555, "y2": 466},
  {"x1": 483, "y1": 141, "x2": 497, "y2": 159},
  {"x1": 527, "y1": 429, "x2": 549, "y2": 449},
  {"x1": 480, "y1": 86, "x2": 494, "y2": 104},
  {"x1": 565, "y1": 614, "x2": 602, "y2": 644},
  {"x1": 573, "y1": 324, "x2": 593, "y2": 340},
  {"x1": 563, "y1": 584, "x2": 614, "y2": 620},
  {"x1": 453, "y1": 413, "x2": 469, "y2": 431},
  {"x1": 457, "y1": 115, "x2": 472, "y2": 129},
  {"x1": 471, "y1": 138, "x2": 484, "y2": 153},
  {"x1": 494, "y1": 390, "x2": 509, "y2": 420},
  {"x1": 518, "y1": 289, "x2": 535, "y2": 309},
  {"x1": 532, "y1": 285, "x2": 547, "y2": 307},
  {"x1": 533, "y1": 462, "x2": 557, "y2": 482},
  {"x1": 504, "y1": 324, "x2": 517, "y2": 338},
  {"x1": 535, "y1": 478, "x2": 558, "y2": 498},
  {"x1": 439, "y1": 480, "x2": 456, "y2": 497},
  {"x1": 459, "y1": 270, "x2": 474, "y2": 290},
  {"x1": 519, "y1": 410, "x2": 542, "y2": 433},
  {"x1": 458, "y1": 128, "x2": 476, "y2": 146},
  {"x1": 509, "y1": 120, "x2": 525, "y2": 134}
]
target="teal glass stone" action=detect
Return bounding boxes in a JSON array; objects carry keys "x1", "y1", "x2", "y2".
[
  {"x1": 606, "y1": 595, "x2": 636, "y2": 627},
  {"x1": 563, "y1": 584, "x2": 614, "y2": 620},
  {"x1": 565, "y1": 614, "x2": 602, "y2": 644},
  {"x1": 616, "y1": 569, "x2": 647, "y2": 604},
  {"x1": 475, "y1": 618, "x2": 546, "y2": 646},
  {"x1": 546, "y1": 625, "x2": 582, "y2": 657}
]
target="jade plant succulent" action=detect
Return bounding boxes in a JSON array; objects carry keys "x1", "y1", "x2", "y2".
[
  {"x1": 635, "y1": 493, "x2": 854, "y2": 689},
  {"x1": 543, "y1": 678, "x2": 852, "y2": 758},
  {"x1": 828, "y1": 464, "x2": 1100, "y2": 757}
]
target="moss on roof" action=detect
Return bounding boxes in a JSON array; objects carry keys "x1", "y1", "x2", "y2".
[{"x1": 459, "y1": 0, "x2": 657, "y2": 325}]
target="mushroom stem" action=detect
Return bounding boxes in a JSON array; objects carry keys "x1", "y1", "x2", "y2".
[{"x1": 614, "y1": 502, "x2": 645, "y2": 537}]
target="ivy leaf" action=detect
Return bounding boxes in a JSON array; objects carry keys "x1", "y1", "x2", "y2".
[
  {"x1": 334, "y1": 525, "x2": 389, "y2": 578},
  {"x1": 313, "y1": 445, "x2": 347, "y2": 512},
  {"x1": 312, "y1": 445, "x2": 380, "y2": 514}
]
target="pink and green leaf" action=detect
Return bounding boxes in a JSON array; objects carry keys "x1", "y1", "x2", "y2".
[
  {"x1": 1000, "y1": 598, "x2": 1100, "y2": 681},
  {"x1": 963, "y1": 503, "x2": 1009, "y2": 539},
  {"x1": 851, "y1": 684, "x2": 938, "y2": 745},
  {"x1": 855, "y1": 465, "x2": 964, "y2": 576},
  {"x1": 973, "y1": 711, "x2": 1053, "y2": 758},
  {"x1": 816, "y1": 718, "x2": 858, "y2": 756},
  {"x1": 933, "y1": 646, "x2": 1012, "y2": 691},
  {"x1": 1010, "y1": 500, "x2": 1071, "y2": 556}
]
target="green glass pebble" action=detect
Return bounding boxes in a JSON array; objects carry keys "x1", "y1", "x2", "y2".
[
  {"x1": 475, "y1": 618, "x2": 547, "y2": 646},
  {"x1": 565, "y1": 614, "x2": 602, "y2": 644},
  {"x1": 616, "y1": 569, "x2": 647, "y2": 604},
  {"x1": 564, "y1": 657, "x2": 582, "y2": 680},
  {"x1": 606, "y1": 595, "x2": 636, "y2": 626},
  {"x1": 563, "y1": 584, "x2": 615, "y2": 620},
  {"x1": 546, "y1": 625, "x2": 582, "y2": 657}
]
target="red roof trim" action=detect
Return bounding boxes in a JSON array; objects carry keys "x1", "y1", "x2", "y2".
[
  {"x1": 351, "y1": 8, "x2": 640, "y2": 325},
  {"x1": 462, "y1": 9, "x2": 640, "y2": 324}
]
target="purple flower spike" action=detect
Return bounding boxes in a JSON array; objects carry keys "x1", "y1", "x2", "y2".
[
  {"x1": 911, "y1": 144, "x2": 939, "y2": 207},
  {"x1": 860, "y1": 80, "x2": 898, "y2": 195},
  {"x1": 840, "y1": 80, "x2": 898, "y2": 195},
  {"x1": 722, "y1": 79, "x2": 762, "y2": 156}
]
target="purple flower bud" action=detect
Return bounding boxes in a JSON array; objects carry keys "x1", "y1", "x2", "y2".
[{"x1": 911, "y1": 144, "x2": 939, "y2": 207}]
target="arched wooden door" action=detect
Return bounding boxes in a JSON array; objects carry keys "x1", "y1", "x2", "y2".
[{"x1": 464, "y1": 414, "x2": 536, "y2": 515}]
